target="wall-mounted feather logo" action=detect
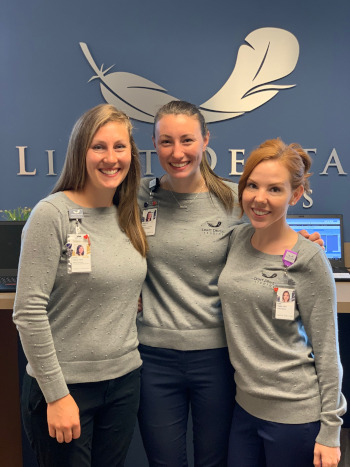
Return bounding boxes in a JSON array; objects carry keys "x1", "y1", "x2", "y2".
[
  {"x1": 80, "y1": 27, "x2": 299, "y2": 124},
  {"x1": 80, "y1": 42, "x2": 177, "y2": 123}
]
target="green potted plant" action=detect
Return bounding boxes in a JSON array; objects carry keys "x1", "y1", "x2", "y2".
[{"x1": 0, "y1": 207, "x2": 32, "y2": 221}]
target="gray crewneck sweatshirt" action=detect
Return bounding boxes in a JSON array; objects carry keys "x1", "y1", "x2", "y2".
[
  {"x1": 218, "y1": 223, "x2": 346, "y2": 447},
  {"x1": 137, "y1": 177, "x2": 242, "y2": 350},
  {"x1": 13, "y1": 192, "x2": 146, "y2": 403}
]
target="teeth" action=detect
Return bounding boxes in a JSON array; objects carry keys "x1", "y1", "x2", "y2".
[
  {"x1": 253, "y1": 209, "x2": 268, "y2": 216},
  {"x1": 100, "y1": 169, "x2": 119, "y2": 175},
  {"x1": 171, "y1": 162, "x2": 188, "y2": 168}
]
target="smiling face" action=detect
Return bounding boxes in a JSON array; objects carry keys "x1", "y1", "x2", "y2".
[
  {"x1": 242, "y1": 159, "x2": 303, "y2": 232},
  {"x1": 153, "y1": 114, "x2": 209, "y2": 186},
  {"x1": 84, "y1": 121, "x2": 132, "y2": 199},
  {"x1": 282, "y1": 291, "x2": 290, "y2": 302}
]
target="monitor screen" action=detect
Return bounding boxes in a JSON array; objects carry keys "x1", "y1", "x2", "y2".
[
  {"x1": 0, "y1": 221, "x2": 25, "y2": 271},
  {"x1": 286, "y1": 214, "x2": 344, "y2": 263}
]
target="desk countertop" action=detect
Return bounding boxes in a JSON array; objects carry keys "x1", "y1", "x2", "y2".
[
  {"x1": 0, "y1": 293, "x2": 16, "y2": 310},
  {"x1": 337, "y1": 281, "x2": 350, "y2": 313}
]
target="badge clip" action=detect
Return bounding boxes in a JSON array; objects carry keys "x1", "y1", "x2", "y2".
[{"x1": 149, "y1": 178, "x2": 160, "y2": 197}]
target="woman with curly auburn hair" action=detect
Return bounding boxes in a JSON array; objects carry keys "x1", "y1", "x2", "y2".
[{"x1": 219, "y1": 138, "x2": 346, "y2": 467}]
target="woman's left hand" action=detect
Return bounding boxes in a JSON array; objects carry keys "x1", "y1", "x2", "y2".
[
  {"x1": 313, "y1": 442, "x2": 341, "y2": 467},
  {"x1": 299, "y1": 230, "x2": 324, "y2": 248}
]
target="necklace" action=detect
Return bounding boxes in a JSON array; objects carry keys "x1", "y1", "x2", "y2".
[{"x1": 166, "y1": 177, "x2": 207, "y2": 209}]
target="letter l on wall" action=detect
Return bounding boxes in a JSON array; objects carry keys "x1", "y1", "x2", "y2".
[{"x1": 16, "y1": 146, "x2": 36, "y2": 175}]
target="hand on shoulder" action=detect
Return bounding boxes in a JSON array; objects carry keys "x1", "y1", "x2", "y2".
[{"x1": 299, "y1": 229, "x2": 325, "y2": 249}]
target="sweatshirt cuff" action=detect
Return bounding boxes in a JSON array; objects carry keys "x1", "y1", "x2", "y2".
[
  {"x1": 38, "y1": 376, "x2": 69, "y2": 403},
  {"x1": 316, "y1": 423, "x2": 341, "y2": 447}
]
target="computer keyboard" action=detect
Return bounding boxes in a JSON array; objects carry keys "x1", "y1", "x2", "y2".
[
  {"x1": 0, "y1": 276, "x2": 17, "y2": 291},
  {"x1": 0, "y1": 276, "x2": 16, "y2": 285}
]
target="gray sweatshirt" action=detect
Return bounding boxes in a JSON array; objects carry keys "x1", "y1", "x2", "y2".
[
  {"x1": 137, "y1": 177, "x2": 242, "y2": 350},
  {"x1": 218, "y1": 223, "x2": 346, "y2": 447},
  {"x1": 13, "y1": 192, "x2": 146, "y2": 403}
]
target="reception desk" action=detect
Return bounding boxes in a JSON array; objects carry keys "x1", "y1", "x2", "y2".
[
  {"x1": 1, "y1": 282, "x2": 350, "y2": 467},
  {"x1": 0, "y1": 294, "x2": 22, "y2": 467},
  {"x1": 337, "y1": 281, "x2": 350, "y2": 313}
]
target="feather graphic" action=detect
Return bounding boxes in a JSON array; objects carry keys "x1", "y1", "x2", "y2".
[
  {"x1": 80, "y1": 27, "x2": 299, "y2": 124},
  {"x1": 200, "y1": 28, "x2": 299, "y2": 122},
  {"x1": 80, "y1": 42, "x2": 178, "y2": 122}
]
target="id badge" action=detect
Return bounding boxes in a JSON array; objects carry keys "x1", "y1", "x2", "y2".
[
  {"x1": 142, "y1": 207, "x2": 158, "y2": 236},
  {"x1": 273, "y1": 284, "x2": 296, "y2": 320},
  {"x1": 66, "y1": 233, "x2": 91, "y2": 273}
]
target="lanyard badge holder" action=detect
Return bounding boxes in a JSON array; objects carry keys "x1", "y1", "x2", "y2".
[
  {"x1": 66, "y1": 209, "x2": 91, "y2": 273},
  {"x1": 142, "y1": 178, "x2": 159, "y2": 236},
  {"x1": 273, "y1": 249, "x2": 298, "y2": 320}
]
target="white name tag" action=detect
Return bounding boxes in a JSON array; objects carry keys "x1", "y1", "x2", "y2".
[
  {"x1": 273, "y1": 285, "x2": 296, "y2": 320},
  {"x1": 142, "y1": 208, "x2": 158, "y2": 236},
  {"x1": 66, "y1": 233, "x2": 91, "y2": 273}
]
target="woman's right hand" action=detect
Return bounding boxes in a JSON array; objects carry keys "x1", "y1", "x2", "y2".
[
  {"x1": 314, "y1": 442, "x2": 341, "y2": 467},
  {"x1": 47, "y1": 393, "x2": 81, "y2": 443}
]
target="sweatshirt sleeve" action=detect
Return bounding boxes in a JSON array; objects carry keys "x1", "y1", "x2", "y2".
[
  {"x1": 296, "y1": 247, "x2": 347, "y2": 447},
  {"x1": 13, "y1": 200, "x2": 69, "y2": 403}
]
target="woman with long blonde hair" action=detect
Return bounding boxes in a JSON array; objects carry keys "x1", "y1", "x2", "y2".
[{"x1": 14, "y1": 104, "x2": 147, "y2": 467}]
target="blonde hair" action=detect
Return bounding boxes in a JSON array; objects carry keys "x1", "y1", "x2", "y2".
[
  {"x1": 153, "y1": 100, "x2": 235, "y2": 211},
  {"x1": 238, "y1": 138, "x2": 312, "y2": 216},
  {"x1": 52, "y1": 104, "x2": 148, "y2": 256}
]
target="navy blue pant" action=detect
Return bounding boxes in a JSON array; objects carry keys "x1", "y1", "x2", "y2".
[
  {"x1": 228, "y1": 403, "x2": 321, "y2": 467},
  {"x1": 138, "y1": 345, "x2": 236, "y2": 467},
  {"x1": 21, "y1": 369, "x2": 140, "y2": 467}
]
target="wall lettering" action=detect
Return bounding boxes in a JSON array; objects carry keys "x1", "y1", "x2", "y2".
[
  {"x1": 302, "y1": 190, "x2": 313, "y2": 209},
  {"x1": 17, "y1": 146, "x2": 57, "y2": 176},
  {"x1": 139, "y1": 150, "x2": 157, "y2": 176},
  {"x1": 229, "y1": 149, "x2": 245, "y2": 175},
  {"x1": 46, "y1": 150, "x2": 57, "y2": 176},
  {"x1": 16, "y1": 146, "x2": 36, "y2": 176},
  {"x1": 16, "y1": 146, "x2": 347, "y2": 186},
  {"x1": 319, "y1": 149, "x2": 347, "y2": 175}
]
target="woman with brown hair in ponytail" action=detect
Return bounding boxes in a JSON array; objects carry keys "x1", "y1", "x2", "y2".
[{"x1": 137, "y1": 102, "x2": 323, "y2": 466}]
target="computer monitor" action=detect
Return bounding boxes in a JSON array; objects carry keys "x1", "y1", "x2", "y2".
[{"x1": 286, "y1": 214, "x2": 345, "y2": 268}]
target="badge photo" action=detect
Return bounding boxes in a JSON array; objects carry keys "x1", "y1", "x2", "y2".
[
  {"x1": 273, "y1": 285, "x2": 296, "y2": 320},
  {"x1": 142, "y1": 207, "x2": 158, "y2": 236},
  {"x1": 66, "y1": 233, "x2": 91, "y2": 273}
]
